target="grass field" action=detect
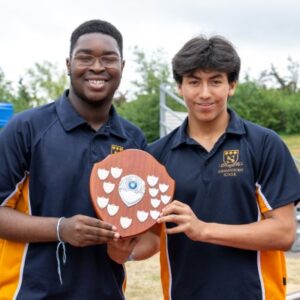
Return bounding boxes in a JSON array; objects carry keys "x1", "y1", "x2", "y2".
[
  {"x1": 124, "y1": 134, "x2": 300, "y2": 299},
  {"x1": 282, "y1": 134, "x2": 300, "y2": 160},
  {"x1": 125, "y1": 253, "x2": 300, "y2": 298}
]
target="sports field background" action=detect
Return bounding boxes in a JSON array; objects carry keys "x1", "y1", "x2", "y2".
[{"x1": 125, "y1": 253, "x2": 300, "y2": 299}]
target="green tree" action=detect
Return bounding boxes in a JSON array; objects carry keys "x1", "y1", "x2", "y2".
[
  {"x1": 229, "y1": 80, "x2": 300, "y2": 134},
  {"x1": 13, "y1": 61, "x2": 68, "y2": 112},
  {"x1": 12, "y1": 78, "x2": 34, "y2": 113},
  {"x1": 0, "y1": 68, "x2": 14, "y2": 103},
  {"x1": 259, "y1": 57, "x2": 299, "y2": 93},
  {"x1": 117, "y1": 47, "x2": 172, "y2": 142},
  {"x1": 130, "y1": 47, "x2": 172, "y2": 96}
]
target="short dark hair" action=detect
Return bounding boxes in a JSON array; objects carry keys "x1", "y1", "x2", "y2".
[
  {"x1": 172, "y1": 35, "x2": 241, "y2": 84},
  {"x1": 69, "y1": 19, "x2": 123, "y2": 57}
]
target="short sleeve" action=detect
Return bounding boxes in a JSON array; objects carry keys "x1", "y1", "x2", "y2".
[
  {"x1": 256, "y1": 131, "x2": 300, "y2": 210},
  {"x1": 0, "y1": 116, "x2": 31, "y2": 204}
]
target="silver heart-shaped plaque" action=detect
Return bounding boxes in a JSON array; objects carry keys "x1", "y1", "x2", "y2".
[{"x1": 118, "y1": 174, "x2": 145, "y2": 207}]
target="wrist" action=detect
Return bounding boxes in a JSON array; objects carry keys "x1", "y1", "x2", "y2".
[
  {"x1": 201, "y1": 221, "x2": 213, "y2": 242},
  {"x1": 56, "y1": 217, "x2": 65, "y2": 242},
  {"x1": 127, "y1": 252, "x2": 135, "y2": 261}
]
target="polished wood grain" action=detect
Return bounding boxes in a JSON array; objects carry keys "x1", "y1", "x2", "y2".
[{"x1": 90, "y1": 149, "x2": 175, "y2": 237}]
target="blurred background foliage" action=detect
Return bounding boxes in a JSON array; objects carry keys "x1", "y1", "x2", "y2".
[{"x1": 1, "y1": 49, "x2": 299, "y2": 142}]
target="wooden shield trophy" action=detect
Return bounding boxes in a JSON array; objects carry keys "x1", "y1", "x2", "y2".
[{"x1": 90, "y1": 149, "x2": 175, "y2": 237}]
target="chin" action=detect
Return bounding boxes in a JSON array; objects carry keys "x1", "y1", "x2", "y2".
[
  {"x1": 87, "y1": 98, "x2": 110, "y2": 107},
  {"x1": 83, "y1": 91, "x2": 111, "y2": 105},
  {"x1": 193, "y1": 112, "x2": 214, "y2": 122}
]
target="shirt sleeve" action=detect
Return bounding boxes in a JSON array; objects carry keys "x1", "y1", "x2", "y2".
[
  {"x1": 256, "y1": 131, "x2": 300, "y2": 210},
  {"x1": 0, "y1": 116, "x2": 31, "y2": 205}
]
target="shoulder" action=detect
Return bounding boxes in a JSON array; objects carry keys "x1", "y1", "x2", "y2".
[
  {"x1": 229, "y1": 112, "x2": 292, "y2": 174},
  {"x1": 242, "y1": 118, "x2": 285, "y2": 149},
  {"x1": 147, "y1": 129, "x2": 179, "y2": 161},
  {"x1": 10, "y1": 101, "x2": 57, "y2": 127},
  {"x1": 240, "y1": 117, "x2": 296, "y2": 179},
  {"x1": 117, "y1": 114, "x2": 144, "y2": 134},
  {"x1": 1, "y1": 102, "x2": 58, "y2": 140},
  {"x1": 116, "y1": 114, "x2": 147, "y2": 148},
  {"x1": 0, "y1": 102, "x2": 58, "y2": 178}
]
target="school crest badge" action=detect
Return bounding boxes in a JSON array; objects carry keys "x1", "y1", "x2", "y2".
[{"x1": 223, "y1": 150, "x2": 239, "y2": 166}]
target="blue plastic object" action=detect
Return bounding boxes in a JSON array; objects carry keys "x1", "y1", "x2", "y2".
[{"x1": 0, "y1": 103, "x2": 13, "y2": 128}]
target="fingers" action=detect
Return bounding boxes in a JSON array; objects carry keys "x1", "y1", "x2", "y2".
[
  {"x1": 156, "y1": 201, "x2": 201, "y2": 240},
  {"x1": 165, "y1": 224, "x2": 188, "y2": 235},
  {"x1": 84, "y1": 216, "x2": 117, "y2": 231},
  {"x1": 84, "y1": 221, "x2": 118, "y2": 238},
  {"x1": 61, "y1": 215, "x2": 120, "y2": 247},
  {"x1": 160, "y1": 200, "x2": 190, "y2": 216},
  {"x1": 108, "y1": 237, "x2": 138, "y2": 251},
  {"x1": 76, "y1": 217, "x2": 118, "y2": 237},
  {"x1": 78, "y1": 233, "x2": 116, "y2": 246},
  {"x1": 157, "y1": 200, "x2": 191, "y2": 225},
  {"x1": 157, "y1": 214, "x2": 186, "y2": 225}
]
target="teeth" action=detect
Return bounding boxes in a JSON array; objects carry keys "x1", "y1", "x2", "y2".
[{"x1": 89, "y1": 80, "x2": 105, "y2": 85}]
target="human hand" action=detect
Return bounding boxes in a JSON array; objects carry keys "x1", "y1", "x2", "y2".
[
  {"x1": 157, "y1": 200, "x2": 204, "y2": 241},
  {"x1": 59, "y1": 215, "x2": 119, "y2": 247},
  {"x1": 107, "y1": 237, "x2": 139, "y2": 264}
]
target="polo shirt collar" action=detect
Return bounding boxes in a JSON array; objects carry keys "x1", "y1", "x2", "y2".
[
  {"x1": 171, "y1": 108, "x2": 246, "y2": 149},
  {"x1": 226, "y1": 108, "x2": 246, "y2": 135},
  {"x1": 56, "y1": 90, "x2": 86, "y2": 131},
  {"x1": 56, "y1": 90, "x2": 127, "y2": 139},
  {"x1": 105, "y1": 107, "x2": 127, "y2": 139},
  {"x1": 171, "y1": 117, "x2": 190, "y2": 149}
]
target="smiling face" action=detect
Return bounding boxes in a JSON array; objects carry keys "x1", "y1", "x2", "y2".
[
  {"x1": 67, "y1": 32, "x2": 124, "y2": 108},
  {"x1": 178, "y1": 69, "x2": 237, "y2": 127}
]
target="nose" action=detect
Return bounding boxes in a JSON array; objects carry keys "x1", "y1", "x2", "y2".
[
  {"x1": 199, "y1": 83, "x2": 211, "y2": 99},
  {"x1": 90, "y1": 58, "x2": 105, "y2": 71}
]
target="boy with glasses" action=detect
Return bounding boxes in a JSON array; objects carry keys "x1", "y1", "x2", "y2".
[{"x1": 0, "y1": 19, "x2": 150, "y2": 299}]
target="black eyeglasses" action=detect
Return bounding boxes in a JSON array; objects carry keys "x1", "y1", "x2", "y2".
[{"x1": 73, "y1": 54, "x2": 121, "y2": 68}]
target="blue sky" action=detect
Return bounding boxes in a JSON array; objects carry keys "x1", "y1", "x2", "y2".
[{"x1": 1, "y1": 0, "x2": 299, "y2": 94}]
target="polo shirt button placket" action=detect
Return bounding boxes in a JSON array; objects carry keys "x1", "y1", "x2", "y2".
[
  {"x1": 90, "y1": 137, "x2": 103, "y2": 163},
  {"x1": 202, "y1": 160, "x2": 210, "y2": 183}
]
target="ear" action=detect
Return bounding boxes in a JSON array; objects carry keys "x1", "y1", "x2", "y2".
[
  {"x1": 121, "y1": 60, "x2": 125, "y2": 72},
  {"x1": 66, "y1": 58, "x2": 71, "y2": 76},
  {"x1": 228, "y1": 81, "x2": 237, "y2": 97},
  {"x1": 177, "y1": 83, "x2": 183, "y2": 97}
]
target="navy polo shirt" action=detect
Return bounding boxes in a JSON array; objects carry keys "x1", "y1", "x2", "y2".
[
  {"x1": 148, "y1": 109, "x2": 300, "y2": 300},
  {"x1": 0, "y1": 90, "x2": 146, "y2": 300}
]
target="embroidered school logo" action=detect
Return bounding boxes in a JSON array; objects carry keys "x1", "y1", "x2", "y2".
[
  {"x1": 111, "y1": 144, "x2": 124, "y2": 154},
  {"x1": 223, "y1": 150, "x2": 239, "y2": 166},
  {"x1": 218, "y1": 149, "x2": 244, "y2": 177}
]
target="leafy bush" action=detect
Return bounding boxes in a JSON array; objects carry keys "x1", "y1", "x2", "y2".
[
  {"x1": 117, "y1": 94, "x2": 159, "y2": 143},
  {"x1": 229, "y1": 82, "x2": 300, "y2": 133}
]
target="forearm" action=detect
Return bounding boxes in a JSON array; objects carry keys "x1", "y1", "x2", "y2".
[
  {"x1": 0, "y1": 207, "x2": 58, "y2": 243},
  {"x1": 131, "y1": 230, "x2": 160, "y2": 261},
  {"x1": 160, "y1": 201, "x2": 296, "y2": 251},
  {"x1": 107, "y1": 228, "x2": 160, "y2": 264},
  {"x1": 200, "y1": 205, "x2": 296, "y2": 251},
  {"x1": 202, "y1": 220, "x2": 291, "y2": 251}
]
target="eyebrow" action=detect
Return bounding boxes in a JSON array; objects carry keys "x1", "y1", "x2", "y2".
[
  {"x1": 209, "y1": 74, "x2": 223, "y2": 80},
  {"x1": 75, "y1": 49, "x2": 93, "y2": 54},
  {"x1": 187, "y1": 73, "x2": 224, "y2": 80},
  {"x1": 74, "y1": 49, "x2": 120, "y2": 56}
]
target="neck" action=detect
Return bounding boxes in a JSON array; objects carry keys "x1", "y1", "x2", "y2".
[
  {"x1": 187, "y1": 112, "x2": 229, "y2": 152},
  {"x1": 68, "y1": 90, "x2": 112, "y2": 131}
]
